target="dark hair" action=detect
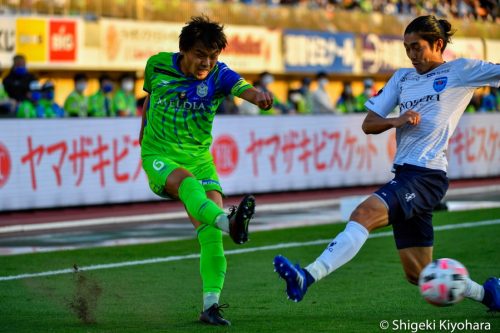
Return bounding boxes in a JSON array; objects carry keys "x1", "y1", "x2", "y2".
[
  {"x1": 120, "y1": 72, "x2": 135, "y2": 81},
  {"x1": 42, "y1": 80, "x2": 55, "y2": 91},
  {"x1": 13, "y1": 54, "x2": 25, "y2": 62},
  {"x1": 74, "y1": 73, "x2": 88, "y2": 82},
  {"x1": 316, "y1": 71, "x2": 328, "y2": 79},
  {"x1": 404, "y1": 15, "x2": 455, "y2": 52},
  {"x1": 258, "y1": 71, "x2": 271, "y2": 78},
  {"x1": 179, "y1": 15, "x2": 227, "y2": 52},
  {"x1": 98, "y1": 74, "x2": 112, "y2": 84}
]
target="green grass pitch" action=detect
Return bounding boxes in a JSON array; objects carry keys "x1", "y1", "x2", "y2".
[{"x1": 0, "y1": 208, "x2": 499, "y2": 333}]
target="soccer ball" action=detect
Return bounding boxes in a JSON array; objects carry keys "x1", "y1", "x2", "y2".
[{"x1": 418, "y1": 258, "x2": 469, "y2": 306}]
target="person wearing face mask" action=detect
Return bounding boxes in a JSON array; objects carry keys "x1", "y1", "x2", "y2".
[
  {"x1": 40, "y1": 81, "x2": 64, "y2": 118},
  {"x1": 286, "y1": 88, "x2": 306, "y2": 114},
  {"x1": 3, "y1": 54, "x2": 37, "y2": 103},
  {"x1": 17, "y1": 80, "x2": 45, "y2": 118},
  {"x1": 88, "y1": 74, "x2": 115, "y2": 117},
  {"x1": 298, "y1": 77, "x2": 313, "y2": 114},
  {"x1": 311, "y1": 71, "x2": 336, "y2": 114},
  {"x1": 354, "y1": 78, "x2": 375, "y2": 112},
  {"x1": 64, "y1": 73, "x2": 89, "y2": 117},
  {"x1": 336, "y1": 81, "x2": 356, "y2": 114},
  {"x1": 113, "y1": 73, "x2": 137, "y2": 117}
]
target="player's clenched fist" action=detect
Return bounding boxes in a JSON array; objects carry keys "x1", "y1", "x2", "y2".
[
  {"x1": 256, "y1": 91, "x2": 273, "y2": 110},
  {"x1": 399, "y1": 110, "x2": 421, "y2": 127},
  {"x1": 239, "y1": 87, "x2": 274, "y2": 111}
]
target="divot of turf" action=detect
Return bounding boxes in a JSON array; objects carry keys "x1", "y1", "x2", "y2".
[{"x1": 67, "y1": 265, "x2": 102, "y2": 324}]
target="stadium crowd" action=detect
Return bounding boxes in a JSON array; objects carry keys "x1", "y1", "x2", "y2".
[
  {"x1": 0, "y1": 1, "x2": 497, "y2": 23},
  {"x1": 0, "y1": 55, "x2": 140, "y2": 118},
  {"x1": 1, "y1": 54, "x2": 498, "y2": 118},
  {"x1": 224, "y1": 0, "x2": 498, "y2": 22}
]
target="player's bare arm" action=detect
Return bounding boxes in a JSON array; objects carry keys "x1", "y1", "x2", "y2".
[
  {"x1": 139, "y1": 94, "x2": 150, "y2": 145},
  {"x1": 239, "y1": 87, "x2": 273, "y2": 110},
  {"x1": 362, "y1": 109, "x2": 421, "y2": 134}
]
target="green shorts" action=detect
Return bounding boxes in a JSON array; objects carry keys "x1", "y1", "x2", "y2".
[{"x1": 141, "y1": 153, "x2": 223, "y2": 199}]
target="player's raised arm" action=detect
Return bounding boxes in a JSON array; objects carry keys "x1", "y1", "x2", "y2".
[
  {"x1": 239, "y1": 86, "x2": 273, "y2": 110},
  {"x1": 362, "y1": 109, "x2": 421, "y2": 134}
]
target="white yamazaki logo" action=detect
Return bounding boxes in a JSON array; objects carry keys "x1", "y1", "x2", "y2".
[{"x1": 153, "y1": 159, "x2": 165, "y2": 171}]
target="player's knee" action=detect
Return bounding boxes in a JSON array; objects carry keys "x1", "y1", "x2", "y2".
[
  {"x1": 349, "y1": 205, "x2": 372, "y2": 222},
  {"x1": 349, "y1": 200, "x2": 387, "y2": 231}
]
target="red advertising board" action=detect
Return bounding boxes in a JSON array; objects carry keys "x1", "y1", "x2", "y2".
[{"x1": 49, "y1": 19, "x2": 76, "y2": 62}]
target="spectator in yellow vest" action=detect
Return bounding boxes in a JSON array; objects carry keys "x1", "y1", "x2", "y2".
[
  {"x1": 64, "y1": 73, "x2": 89, "y2": 117},
  {"x1": 89, "y1": 74, "x2": 115, "y2": 117},
  {"x1": 113, "y1": 73, "x2": 137, "y2": 117},
  {"x1": 354, "y1": 78, "x2": 375, "y2": 112},
  {"x1": 336, "y1": 82, "x2": 356, "y2": 114}
]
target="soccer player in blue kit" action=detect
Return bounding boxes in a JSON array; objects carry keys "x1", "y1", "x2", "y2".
[{"x1": 274, "y1": 15, "x2": 500, "y2": 312}]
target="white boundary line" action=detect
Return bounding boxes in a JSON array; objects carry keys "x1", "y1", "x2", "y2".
[
  {"x1": 1, "y1": 218, "x2": 499, "y2": 282},
  {"x1": 0, "y1": 199, "x2": 342, "y2": 234},
  {"x1": 1, "y1": 185, "x2": 499, "y2": 234}
]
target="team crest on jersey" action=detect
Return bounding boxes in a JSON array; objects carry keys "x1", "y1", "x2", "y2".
[
  {"x1": 433, "y1": 77, "x2": 448, "y2": 92},
  {"x1": 197, "y1": 82, "x2": 208, "y2": 97}
]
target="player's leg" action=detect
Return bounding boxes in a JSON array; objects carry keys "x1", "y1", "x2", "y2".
[
  {"x1": 191, "y1": 191, "x2": 231, "y2": 325},
  {"x1": 396, "y1": 209, "x2": 500, "y2": 311},
  {"x1": 170, "y1": 163, "x2": 255, "y2": 245},
  {"x1": 274, "y1": 195, "x2": 388, "y2": 302},
  {"x1": 167, "y1": 168, "x2": 228, "y2": 229},
  {"x1": 398, "y1": 246, "x2": 433, "y2": 285},
  {"x1": 142, "y1": 154, "x2": 224, "y2": 227},
  {"x1": 304, "y1": 195, "x2": 387, "y2": 280},
  {"x1": 398, "y1": 245, "x2": 500, "y2": 312},
  {"x1": 142, "y1": 154, "x2": 255, "y2": 242}
]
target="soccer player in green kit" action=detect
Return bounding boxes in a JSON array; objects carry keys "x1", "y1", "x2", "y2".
[{"x1": 139, "y1": 16, "x2": 273, "y2": 326}]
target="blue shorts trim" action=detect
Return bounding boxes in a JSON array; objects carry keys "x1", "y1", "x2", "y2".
[{"x1": 374, "y1": 164, "x2": 449, "y2": 249}]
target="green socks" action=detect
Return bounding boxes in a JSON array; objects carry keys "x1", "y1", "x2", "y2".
[
  {"x1": 198, "y1": 225, "x2": 226, "y2": 309},
  {"x1": 178, "y1": 177, "x2": 225, "y2": 227},
  {"x1": 180, "y1": 178, "x2": 228, "y2": 309}
]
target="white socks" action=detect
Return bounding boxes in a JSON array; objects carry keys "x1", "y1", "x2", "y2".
[
  {"x1": 203, "y1": 292, "x2": 220, "y2": 310},
  {"x1": 215, "y1": 214, "x2": 229, "y2": 233},
  {"x1": 464, "y1": 277, "x2": 485, "y2": 302},
  {"x1": 306, "y1": 221, "x2": 369, "y2": 281}
]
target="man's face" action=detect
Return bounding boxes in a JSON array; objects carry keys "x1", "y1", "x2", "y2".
[
  {"x1": 13, "y1": 57, "x2": 26, "y2": 68},
  {"x1": 403, "y1": 32, "x2": 443, "y2": 74},
  {"x1": 180, "y1": 42, "x2": 220, "y2": 80}
]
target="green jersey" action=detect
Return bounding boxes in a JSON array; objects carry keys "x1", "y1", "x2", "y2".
[
  {"x1": 89, "y1": 90, "x2": 115, "y2": 117},
  {"x1": 141, "y1": 52, "x2": 251, "y2": 161},
  {"x1": 64, "y1": 91, "x2": 88, "y2": 117},
  {"x1": 17, "y1": 100, "x2": 38, "y2": 118},
  {"x1": 113, "y1": 89, "x2": 137, "y2": 116}
]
